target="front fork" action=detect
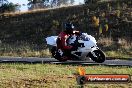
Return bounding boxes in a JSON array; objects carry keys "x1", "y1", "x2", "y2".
[{"x1": 90, "y1": 47, "x2": 99, "y2": 58}]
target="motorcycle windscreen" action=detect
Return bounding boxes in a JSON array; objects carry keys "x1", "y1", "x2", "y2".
[
  {"x1": 83, "y1": 40, "x2": 96, "y2": 48},
  {"x1": 81, "y1": 33, "x2": 96, "y2": 41},
  {"x1": 45, "y1": 36, "x2": 58, "y2": 46},
  {"x1": 81, "y1": 33, "x2": 97, "y2": 47}
]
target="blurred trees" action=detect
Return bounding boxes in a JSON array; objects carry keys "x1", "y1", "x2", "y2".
[
  {"x1": 0, "y1": 0, "x2": 131, "y2": 44},
  {"x1": 55, "y1": 0, "x2": 74, "y2": 6},
  {"x1": 27, "y1": 0, "x2": 50, "y2": 10},
  {"x1": 85, "y1": 0, "x2": 100, "y2": 4},
  {"x1": 70, "y1": 0, "x2": 74, "y2": 5},
  {"x1": 28, "y1": 0, "x2": 75, "y2": 10},
  {"x1": 0, "y1": 0, "x2": 20, "y2": 13},
  {"x1": 0, "y1": 0, "x2": 8, "y2": 5},
  {"x1": 50, "y1": 0, "x2": 75, "y2": 7},
  {"x1": 92, "y1": 16, "x2": 99, "y2": 27}
]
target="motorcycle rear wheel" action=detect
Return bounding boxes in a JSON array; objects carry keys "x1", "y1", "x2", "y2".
[{"x1": 51, "y1": 46, "x2": 68, "y2": 62}]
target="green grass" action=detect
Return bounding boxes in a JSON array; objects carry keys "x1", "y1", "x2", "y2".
[
  {"x1": 98, "y1": 38, "x2": 132, "y2": 59},
  {"x1": 0, "y1": 38, "x2": 131, "y2": 59},
  {"x1": 105, "y1": 51, "x2": 132, "y2": 58},
  {"x1": 0, "y1": 63, "x2": 132, "y2": 88},
  {"x1": 0, "y1": 43, "x2": 51, "y2": 57}
]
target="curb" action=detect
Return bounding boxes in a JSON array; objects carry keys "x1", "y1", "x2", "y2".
[
  {"x1": 0, "y1": 56, "x2": 132, "y2": 61},
  {"x1": 0, "y1": 60, "x2": 132, "y2": 67}
]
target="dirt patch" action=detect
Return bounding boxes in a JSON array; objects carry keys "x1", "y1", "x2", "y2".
[{"x1": 0, "y1": 75, "x2": 76, "y2": 88}]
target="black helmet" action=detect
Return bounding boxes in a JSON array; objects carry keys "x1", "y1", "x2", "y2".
[{"x1": 64, "y1": 23, "x2": 74, "y2": 33}]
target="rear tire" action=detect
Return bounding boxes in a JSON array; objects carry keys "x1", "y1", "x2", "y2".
[
  {"x1": 51, "y1": 46, "x2": 67, "y2": 62},
  {"x1": 89, "y1": 49, "x2": 105, "y2": 63}
]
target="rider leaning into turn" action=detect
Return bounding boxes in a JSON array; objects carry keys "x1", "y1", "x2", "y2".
[{"x1": 56, "y1": 22, "x2": 80, "y2": 60}]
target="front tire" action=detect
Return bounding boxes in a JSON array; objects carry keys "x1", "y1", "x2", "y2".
[{"x1": 89, "y1": 49, "x2": 105, "y2": 63}]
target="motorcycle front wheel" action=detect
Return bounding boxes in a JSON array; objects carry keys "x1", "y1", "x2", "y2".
[{"x1": 89, "y1": 49, "x2": 105, "y2": 63}]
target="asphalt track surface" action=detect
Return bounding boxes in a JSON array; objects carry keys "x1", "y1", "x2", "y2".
[{"x1": 0, "y1": 57, "x2": 132, "y2": 66}]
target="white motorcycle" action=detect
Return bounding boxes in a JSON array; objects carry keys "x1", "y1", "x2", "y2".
[{"x1": 46, "y1": 33, "x2": 105, "y2": 63}]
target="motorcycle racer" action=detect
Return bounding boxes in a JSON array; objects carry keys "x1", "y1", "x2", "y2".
[
  {"x1": 46, "y1": 24, "x2": 105, "y2": 62},
  {"x1": 56, "y1": 22, "x2": 80, "y2": 60}
]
